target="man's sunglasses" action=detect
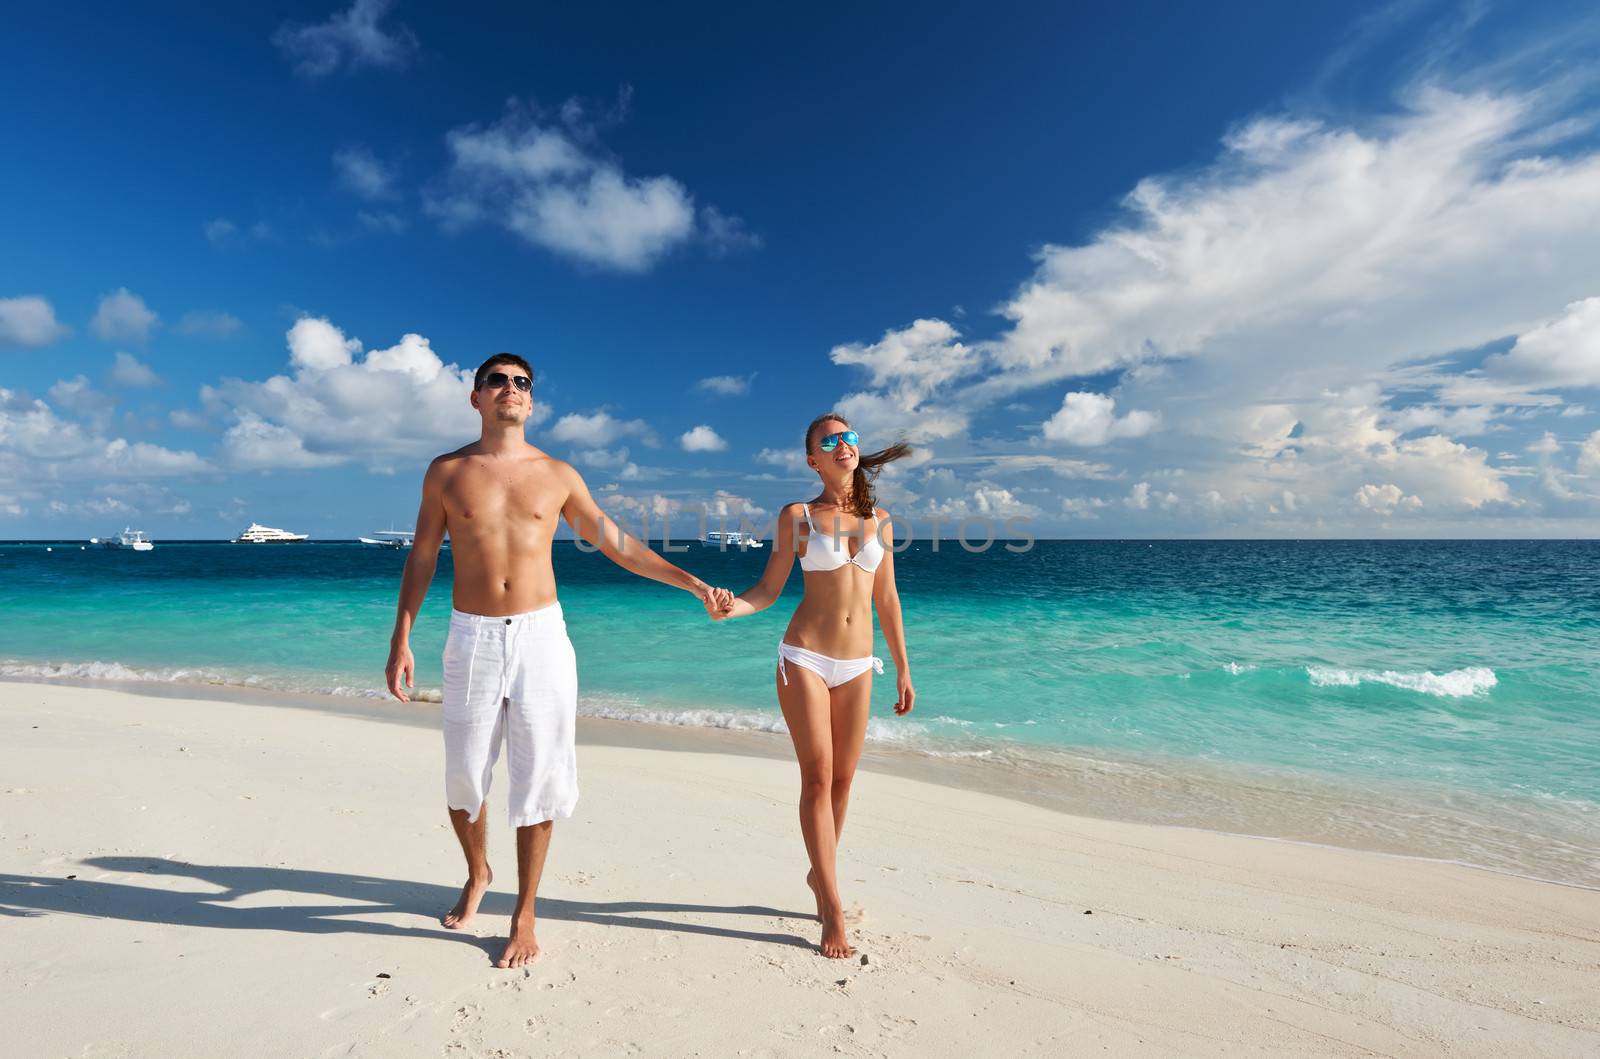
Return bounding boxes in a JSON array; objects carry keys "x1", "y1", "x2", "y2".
[
  {"x1": 817, "y1": 430, "x2": 859, "y2": 452},
  {"x1": 481, "y1": 372, "x2": 532, "y2": 392}
]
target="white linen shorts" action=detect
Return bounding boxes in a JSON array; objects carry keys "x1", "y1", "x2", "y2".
[{"x1": 442, "y1": 602, "x2": 579, "y2": 828}]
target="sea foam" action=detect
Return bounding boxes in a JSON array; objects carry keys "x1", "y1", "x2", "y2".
[{"x1": 1306, "y1": 665, "x2": 1497, "y2": 697}]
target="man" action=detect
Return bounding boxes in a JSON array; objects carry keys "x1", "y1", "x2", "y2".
[{"x1": 385, "y1": 352, "x2": 731, "y2": 969}]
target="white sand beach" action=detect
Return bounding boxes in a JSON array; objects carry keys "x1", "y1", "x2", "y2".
[{"x1": 2, "y1": 680, "x2": 1596, "y2": 1058}]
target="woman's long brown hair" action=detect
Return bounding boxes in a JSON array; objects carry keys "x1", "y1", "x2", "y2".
[{"x1": 804, "y1": 413, "x2": 912, "y2": 517}]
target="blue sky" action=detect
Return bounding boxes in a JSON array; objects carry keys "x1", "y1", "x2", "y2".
[{"x1": 2, "y1": 0, "x2": 1599, "y2": 538}]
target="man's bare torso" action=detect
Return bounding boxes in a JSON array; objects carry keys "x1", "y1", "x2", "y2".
[{"x1": 436, "y1": 445, "x2": 571, "y2": 616}]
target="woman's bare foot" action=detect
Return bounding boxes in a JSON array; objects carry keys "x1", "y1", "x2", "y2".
[
  {"x1": 497, "y1": 916, "x2": 540, "y2": 969},
  {"x1": 807, "y1": 869, "x2": 865, "y2": 925},
  {"x1": 442, "y1": 868, "x2": 492, "y2": 929},
  {"x1": 818, "y1": 905, "x2": 855, "y2": 959}
]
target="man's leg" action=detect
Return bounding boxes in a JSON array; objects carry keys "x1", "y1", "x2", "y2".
[
  {"x1": 498, "y1": 820, "x2": 552, "y2": 968},
  {"x1": 440, "y1": 618, "x2": 505, "y2": 930},
  {"x1": 443, "y1": 802, "x2": 493, "y2": 929}
]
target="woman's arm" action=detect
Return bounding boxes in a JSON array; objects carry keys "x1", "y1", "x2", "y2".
[
  {"x1": 871, "y1": 509, "x2": 914, "y2": 714},
  {"x1": 720, "y1": 503, "x2": 802, "y2": 619}
]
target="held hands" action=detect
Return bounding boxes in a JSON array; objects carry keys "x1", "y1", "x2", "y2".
[
  {"x1": 894, "y1": 670, "x2": 915, "y2": 715},
  {"x1": 699, "y1": 584, "x2": 735, "y2": 620},
  {"x1": 385, "y1": 641, "x2": 415, "y2": 703}
]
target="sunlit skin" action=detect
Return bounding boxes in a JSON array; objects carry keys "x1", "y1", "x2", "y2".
[
  {"x1": 718, "y1": 418, "x2": 914, "y2": 958},
  {"x1": 384, "y1": 362, "x2": 732, "y2": 969}
]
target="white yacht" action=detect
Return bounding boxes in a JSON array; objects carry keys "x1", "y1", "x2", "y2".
[
  {"x1": 700, "y1": 529, "x2": 765, "y2": 549},
  {"x1": 358, "y1": 530, "x2": 415, "y2": 550},
  {"x1": 234, "y1": 522, "x2": 309, "y2": 543},
  {"x1": 91, "y1": 528, "x2": 154, "y2": 551}
]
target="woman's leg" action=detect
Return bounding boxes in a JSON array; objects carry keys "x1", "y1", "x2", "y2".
[
  {"x1": 777, "y1": 661, "x2": 855, "y2": 958},
  {"x1": 827, "y1": 670, "x2": 874, "y2": 840}
]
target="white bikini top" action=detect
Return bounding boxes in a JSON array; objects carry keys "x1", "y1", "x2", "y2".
[{"x1": 797, "y1": 503, "x2": 885, "y2": 574}]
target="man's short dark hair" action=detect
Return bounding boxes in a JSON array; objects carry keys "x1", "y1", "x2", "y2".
[{"x1": 474, "y1": 352, "x2": 534, "y2": 390}]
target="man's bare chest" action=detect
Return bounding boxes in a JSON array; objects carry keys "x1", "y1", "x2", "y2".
[{"x1": 443, "y1": 462, "x2": 565, "y2": 526}]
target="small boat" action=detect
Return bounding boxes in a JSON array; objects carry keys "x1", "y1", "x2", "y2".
[
  {"x1": 90, "y1": 528, "x2": 154, "y2": 551},
  {"x1": 358, "y1": 530, "x2": 415, "y2": 549},
  {"x1": 700, "y1": 529, "x2": 765, "y2": 549},
  {"x1": 234, "y1": 522, "x2": 309, "y2": 543}
]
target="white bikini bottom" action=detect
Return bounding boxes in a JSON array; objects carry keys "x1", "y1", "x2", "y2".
[{"x1": 777, "y1": 641, "x2": 883, "y2": 689}]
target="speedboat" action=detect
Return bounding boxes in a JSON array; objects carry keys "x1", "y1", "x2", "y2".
[
  {"x1": 234, "y1": 522, "x2": 309, "y2": 543},
  {"x1": 358, "y1": 530, "x2": 415, "y2": 549},
  {"x1": 700, "y1": 529, "x2": 765, "y2": 549},
  {"x1": 91, "y1": 528, "x2": 154, "y2": 551}
]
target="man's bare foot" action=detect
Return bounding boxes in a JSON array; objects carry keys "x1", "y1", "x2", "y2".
[
  {"x1": 443, "y1": 869, "x2": 492, "y2": 929},
  {"x1": 819, "y1": 906, "x2": 855, "y2": 959},
  {"x1": 497, "y1": 918, "x2": 540, "y2": 969}
]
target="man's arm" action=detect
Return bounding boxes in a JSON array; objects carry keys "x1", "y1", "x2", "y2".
[
  {"x1": 557, "y1": 461, "x2": 729, "y2": 614},
  {"x1": 386, "y1": 458, "x2": 448, "y2": 702}
]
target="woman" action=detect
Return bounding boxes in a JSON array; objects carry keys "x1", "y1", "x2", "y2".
[{"x1": 718, "y1": 413, "x2": 915, "y2": 958}]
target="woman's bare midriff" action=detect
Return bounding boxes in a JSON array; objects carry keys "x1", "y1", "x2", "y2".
[{"x1": 782, "y1": 567, "x2": 877, "y2": 658}]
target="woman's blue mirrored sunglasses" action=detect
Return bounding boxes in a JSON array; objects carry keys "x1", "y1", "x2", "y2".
[{"x1": 818, "y1": 430, "x2": 859, "y2": 452}]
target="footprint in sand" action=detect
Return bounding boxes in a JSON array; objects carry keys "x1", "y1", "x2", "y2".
[{"x1": 878, "y1": 1014, "x2": 918, "y2": 1040}]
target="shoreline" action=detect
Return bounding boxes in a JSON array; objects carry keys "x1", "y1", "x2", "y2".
[{"x1": 6, "y1": 672, "x2": 1596, "y2": 891}]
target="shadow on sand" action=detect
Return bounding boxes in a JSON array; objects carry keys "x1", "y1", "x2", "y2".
[{"x1": 1, "y1": 856, "x2": 813, "y2": 960}]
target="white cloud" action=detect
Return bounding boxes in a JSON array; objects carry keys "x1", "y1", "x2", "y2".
[
  {"x1": 700, "y1": 205, "x2": 763, "y2": 256},
  {"x1": 272, "y1": 0, "x2": 417, "y2": 79},
  {"x1": 176, "y1": 310, "x2": 242, "y2": 337},
  {"x1": 680, "y1": 424, "x2": 727, "y2": 452},
  {"x1": 90, "y1": 288, "x2": 159, "y2": 343},
  {"x1": 695, "y1": 374, "x2": 754, "y2": 396},
  {"x1": 944, "y1": 453, "x2": 1116, "y2": 480},
  {"x1": 702, "y1": 489, "x2": 768, "y2": 520},
  {"x1": 1355, "y1": 483, "x2": 1423, "y2": 515},
  {"x1": 834, "y1": 389, "x2": 966, "y2": 445},
  {"x1": 755, "y1": 446, "x2": 810, "y2": 475},
  {"x1": 205, "y1": 219, "x2": 238, "y2": 245},
  {"x1": 547, "y1": 410, "x2": 654, "y2": 448},
  {"x1": 1125, "y1": 481, "x2": 1178, "y2": 510},
  {"x1": 831, "y1": 318, "x2": 979, "y2": 399},
  {"x1": 110, "y1": 352, "x2": 160, "y2": 387},
  {"x1": 1061, "y1": 496, "x2": 1110, "y2": 519},
  {"x1": 1040, "y1": 392, "x2": 1159, "y2": 446},
  {"x1": 426, "y1": 99, "x2": 743, "y2": 272},
  {"x1": 287, "y1": 315, "x2": 363, "y2": 371},
  {"x1": 0, "y1": 387, "x2": 210, "y2": 484},
  {"x1": 203, "y1": 219, "x2": 271, "y2": 247},
  {"x1": 334, "y1": 144, "x2": 398, "y2": 200},
  {"x1": 1578, "y1": 431, "x2": 1600, "y2": 476},
  {"x1": 1480, "y1": 296, "x2": 1600, "y2": 391},
  {"x1": 922, "y1": 480, "x2": 1041, "y2": 520},
  {"x1": 0, "y1": 295, "x2": 70, "y2": 348},
  {"x1": 1384, "y1": 404, "x2": 1495, "y2": 437},
  {"x1": 221, "y1": 412, "x2": 344, "y2": 471},
  {"x1": 169, "y1": 408, "x2": 212, "y2": 431},
  {"x1": 981, "y1": 90, "x2": 1600, "y2": 396},
  {"x1": 206, "y1": 316, "x2": 490, "y2": 471},
  {"x1": 572, "y1": 447, "x2": 640, "y2": 480},
  {"x1": 1526, "y1": 431, "x2": 1561, "y2": 456}
]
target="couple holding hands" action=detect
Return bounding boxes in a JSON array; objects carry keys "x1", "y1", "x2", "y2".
[{"x1": 385, "y1": 353, "x2": 914, "y2": 966}]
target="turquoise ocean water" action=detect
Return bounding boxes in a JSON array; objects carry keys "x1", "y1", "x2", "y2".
[{"x1": 2, "y1": 539, "x2": 1596, "y2": 885}]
